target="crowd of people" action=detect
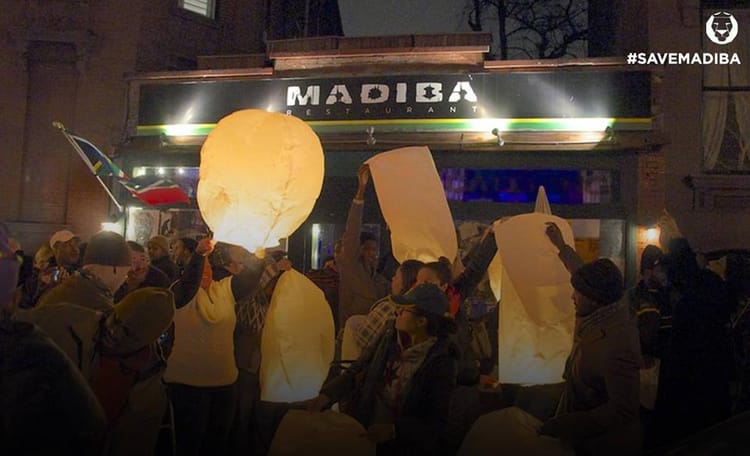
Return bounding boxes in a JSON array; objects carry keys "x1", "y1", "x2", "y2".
[{"x1": 1, "y1": 164, "x2": 749, "y2": 455}]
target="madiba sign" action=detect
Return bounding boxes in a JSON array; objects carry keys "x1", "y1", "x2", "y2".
[{"x1": 197, "y1": 110, "x2": 324, "y2": 256}]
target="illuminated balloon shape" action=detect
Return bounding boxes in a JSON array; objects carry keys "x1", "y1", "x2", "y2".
[
  {"x1": 487, "y1": 213, "x2": 576, "y2": 385},
  {"x1": 269, "y1": 410, "x2": 375, "y2": 456},
  {"x1": 366, "y1": 146, "x2": 457, "y2": 263},
  {"x1": 260, "y1": 269, "x2": 335, "y2": 403},
  {"x1": 197, "y1": 110, "x2": 324, "y2": 256}
]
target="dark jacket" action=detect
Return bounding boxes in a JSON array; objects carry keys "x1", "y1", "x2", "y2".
[
  {"x1": 15, "y1": 303, "x2": 168, "y2": 456},
  {"x1": 650, "y1": 238, "x2": 733, "y2": 446},
  {"x1": 151, "y1": 255, "x2": 178, "y2": 283},
  {"x1": 36, "y1": 269, "x2": 114, "y2": 311},
  {"x1": 322, "y1": 323, "x2": 458, "y2": 455},
  {"x1": 114, "y1": 265, "x2": 171, "y2": 303},
  {"x1": 451, "y1": 231, "x2": 498, "y2": 386},
  {"x1": 0, "y1": 319, "x2": 106, "y2": 455},
  {"x1": 626, "y1": 281, "x2": 670, "y2": 359},
  {"x1": 337, "y1": 199, "x2": 389, "y2": 328},
  {"x1": 546, "y1": 244, "x2": 642, "y2": 455},
  {"x1": 544, "y1": 302, "x2": 643, "y2": 455}
]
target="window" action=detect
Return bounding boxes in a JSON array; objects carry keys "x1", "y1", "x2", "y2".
[
  {"x1": 440, "y1": 168, "x2": 617, "y2": 204},
  {"x1": 701, "y1": 6, "x2": 750, "y2": 172},
  {"x1": 179, "y1": 0, "x2": 215, "y2": 19}
]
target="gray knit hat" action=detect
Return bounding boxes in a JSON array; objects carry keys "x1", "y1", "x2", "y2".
[
  {"x1": 571, "y1": 258, "x2": 624, "y2": 305},
  {"x1": 83, "y1": 231, "x2": 131, "y2": 267}
]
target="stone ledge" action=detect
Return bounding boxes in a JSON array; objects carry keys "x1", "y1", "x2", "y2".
[{"x1": 684, "y1": 175, "x2": 750, "y2": 210}]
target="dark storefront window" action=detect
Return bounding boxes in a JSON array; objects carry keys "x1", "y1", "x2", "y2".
[{"x1": 440, "y1": 168, "x2": 616, "y2": 204}]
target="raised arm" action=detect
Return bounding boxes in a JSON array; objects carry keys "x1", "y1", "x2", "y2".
[
  {"x1": 338, "y1": 164, "x2": 370, "y2": 266},
  {"x1": 453, "y1": 225, "x2": 498, "y2": 299},
  {"x1": 545, "y1": 222, "x2": 584, "y2": 275},
  {"x1": 170, "y1": 238, "x2": 213, "y2": 309}
]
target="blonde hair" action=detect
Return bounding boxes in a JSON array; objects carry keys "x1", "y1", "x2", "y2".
[{"x1": 34, "y1": 244, "x2": 54, "y2": 269}]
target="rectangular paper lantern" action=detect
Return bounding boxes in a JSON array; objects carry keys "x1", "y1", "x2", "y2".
[
  {"x1": 366, "y1": 146, "x2": 457, "y2": 263},
  {"x1": 488, "y1": 213, "x2": 576, "y2": 384}
]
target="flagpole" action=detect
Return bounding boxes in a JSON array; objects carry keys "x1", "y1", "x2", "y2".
[{"x1": 53, "y1": 121, "x2": 124, "y2": 213}]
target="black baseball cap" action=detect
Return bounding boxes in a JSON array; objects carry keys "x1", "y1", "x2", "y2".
[{"x1": 391, "y1": 283, "x2": 449, "y2": 317}]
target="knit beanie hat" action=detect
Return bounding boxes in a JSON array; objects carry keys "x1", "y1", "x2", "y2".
[
  {"x1": 113, "y1": 287, "x2": 175, "y2": 352},
  {"x1": 0, "y1": 223, "x2": 19, "y2": 308},
  {"x1": 148, "y1": 235, "x2": 170, "y2": 254},
  {"x1": 571, "y1": 258, "x2": 624, "y2": 305},
  {"x1": 83, "y1": 231, "x2": 132, "y2": 267}
]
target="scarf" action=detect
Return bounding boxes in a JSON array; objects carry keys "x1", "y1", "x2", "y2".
[
  {"x1": 382, "y1": 336, "x2": 437, "y2": 416},
  {"x1": 575, "y1": 299, "x2": 626, "y2": 339}
]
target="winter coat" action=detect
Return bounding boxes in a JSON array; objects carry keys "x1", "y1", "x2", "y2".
[
  {"x1": 543, "y1": 301, "x2": 643, "y2": 456},
  {"x1": 36, "y1": 269, "x2": 114, "y2": 311},
  {"x1": 113, "y1": 265, "x2": 171, "y2": 303},
  {"x1": 322, "y1": 323, "x2": 458, "y2": 455},
  {"x1": 0, "y1": 319, "x2": 106, "y2": 455},
  {"x1": 16, "y1": 303, "x2": 168, "y2": 456},
  {"x1": 337, "y1": 199, "x2": 389, "y2": 329},
  {"x1": 650, "y1": 238, "x2": 733, "y2": 446},
  {"x1": 151, "y1": 255, "x2": 178, "y2": 282}
]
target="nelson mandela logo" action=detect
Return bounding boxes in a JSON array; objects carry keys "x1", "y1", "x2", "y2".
[{"x1": 706, "y1": 12, "x2": 739, "y2": 45}]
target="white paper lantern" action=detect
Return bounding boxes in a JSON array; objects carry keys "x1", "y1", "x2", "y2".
[
  {"x1": 487, "y1": 213, "x2": 576, "y2": 385},
  {"x1": 365, "y1": 146, "x2": 457, "y2": 263},
  {"x1": 269, "y1": 410, "x2": 375, "y2": 456},
  {"x1": 197, "y1": 110, "x2": 324, "y2": 256},
  {"x1": 260, "y1": 269, "x2": 335, "y2": 402}
]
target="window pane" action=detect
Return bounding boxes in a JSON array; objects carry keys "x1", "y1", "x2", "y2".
[
  {"x1": 440, "y1": 168, "x2": 616, "y2": 204},
  {"x1": 179, "y1": 0, "x2": 215, "y2": 18}
]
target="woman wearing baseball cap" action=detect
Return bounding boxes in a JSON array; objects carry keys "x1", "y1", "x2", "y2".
[{"x1": 308, "y1": 282, "x2": 459, "y2": 455}]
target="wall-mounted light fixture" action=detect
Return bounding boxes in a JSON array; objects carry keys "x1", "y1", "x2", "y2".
[
  {"x1": 366, "y1": 126, "x2": 376, "y2": 146},
  {"x1": 604, "y1": 126, "x2": 615, "y2": 142},
  {"x1": 491, "y1": 128, "x2": 505, "y2": 146}
]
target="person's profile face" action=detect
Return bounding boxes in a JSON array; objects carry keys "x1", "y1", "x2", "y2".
[
  {"x1": 56, "y1": 239, "x2": 80, "y2": 266},
  {"x1": 360, "y1": 240, "x2": 378, "y2": 266},
  {"x1": 147, "y1": 242, "x2": 165, "y2": 260}
]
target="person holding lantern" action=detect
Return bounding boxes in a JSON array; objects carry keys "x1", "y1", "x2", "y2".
[
  {"x1": 541, "y1": 222, "x2": 642, "y2": 455},
  {"x1": 307, "y1": 282, "x2": 459, "y2": 456},
  {"x1": 337, "y1": 165, "x2": 390, "y2": 332},
  {"x1": 164, "y1": 239, "x2": 266, "y2": 456}
]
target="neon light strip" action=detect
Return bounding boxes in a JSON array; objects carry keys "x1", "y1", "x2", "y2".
[{"x1": 137, "y1": 117, "x2": 652, "y2": 137}]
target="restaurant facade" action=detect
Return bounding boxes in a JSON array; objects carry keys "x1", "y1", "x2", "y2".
[{"x1": 116, "y1": 33, "x2": 661, "y2": 283}]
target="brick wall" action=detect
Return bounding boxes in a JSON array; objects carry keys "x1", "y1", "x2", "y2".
[{"x1": 0, "y1": 0, "x2": 268, "y2": 255}]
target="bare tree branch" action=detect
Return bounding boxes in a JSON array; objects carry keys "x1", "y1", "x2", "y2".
[{"x1": 469, "y1": 0, "x2": 587, "y2": 60}]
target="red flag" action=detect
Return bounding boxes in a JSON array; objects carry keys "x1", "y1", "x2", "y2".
[{"x1": 119, "y1": 175, "x2": 190, "y2": 206}]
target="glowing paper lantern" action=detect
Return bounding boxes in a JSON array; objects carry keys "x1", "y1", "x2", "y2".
[
  {"x1": 260, "y1": 269, "x2": 335, "y2": 402},
  {"x1": 366, "y1": 146, "x2": 457, "y2": 263},
  {"x1": 487, "y1": 213, "x2": 576, "y2": 384},
  {"x1": 197, "y1": 110, "x2": 324, "y2": 256},
  {"x1": 269, "y1": 410, "x2": 375, "y2": 456},
  {"x1": 458, "y1": 407, "x2": 574, "y2": 456}
]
